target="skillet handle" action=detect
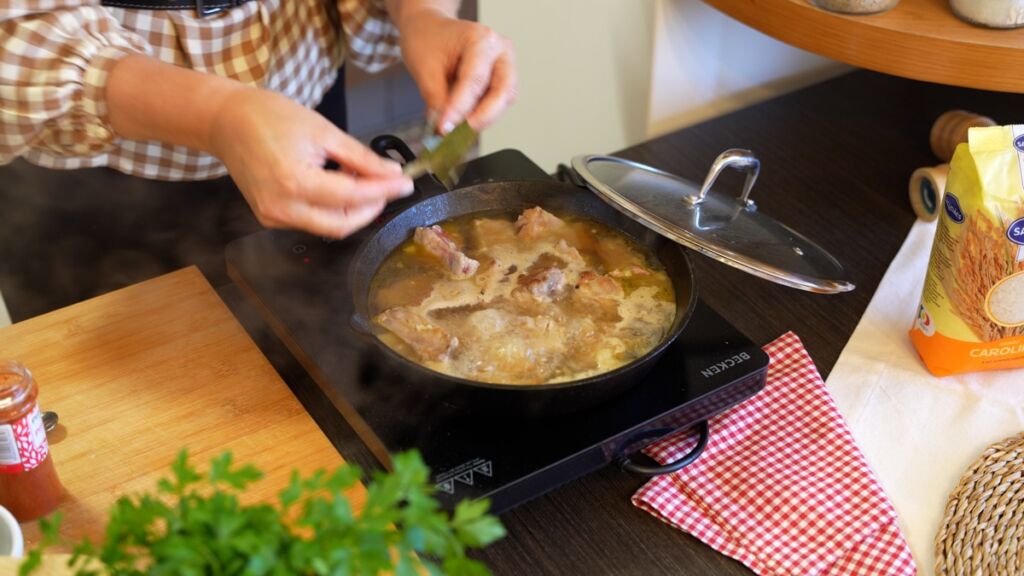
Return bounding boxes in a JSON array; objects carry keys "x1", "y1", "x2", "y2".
[
  {"x1": 370, "y1": 134, "x2": 449, "y2": 201},
  {"x1": 555, "y1": 163, "x2": 588, "y2": 188},
  {"x1": 618, "y1": 421, "x2": 710, "y2": 477},
  {"x1": 370, "y1": 134, "x2": 417, "y2": 164}
]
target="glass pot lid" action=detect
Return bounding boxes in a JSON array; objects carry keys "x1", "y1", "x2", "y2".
[{"x1": 570, "y1": 150, "x2": 854, "y2": 294}]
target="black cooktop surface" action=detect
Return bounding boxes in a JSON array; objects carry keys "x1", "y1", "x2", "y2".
[{"x1": 225, "y1": 150, "x2": 768, "y2": 512}]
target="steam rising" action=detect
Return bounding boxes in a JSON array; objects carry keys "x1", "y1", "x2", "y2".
[{"x1": 0, "y1": 159, "x2": 261, "y2": 321}]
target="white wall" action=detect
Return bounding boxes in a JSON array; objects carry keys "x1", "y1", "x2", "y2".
[
  {"x1": 479, "y1": 0, "x2": 847, "y2": 172},
  {"x1": 647, "y1": 0, "x2": 845, "y2": 137},
  {"x1": 478, "y1": 0, "x2": 657, "y2": 172},
  {"x1": 0, "y1": 290, "x2": 9, "y2": 328}
]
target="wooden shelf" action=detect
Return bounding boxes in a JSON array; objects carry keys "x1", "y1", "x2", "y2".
[{"x1": 704, "y1": 0, "x2": 1024, "y2": 93}]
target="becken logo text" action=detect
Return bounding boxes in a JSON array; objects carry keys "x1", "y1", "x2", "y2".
[{"x1": 700, "y1": 352, "x2": 751, "y2": 378}]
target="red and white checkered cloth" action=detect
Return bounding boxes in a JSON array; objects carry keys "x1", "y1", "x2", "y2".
[{"x1": 632, "y1": 332, "x2": 916, "y2": 576}]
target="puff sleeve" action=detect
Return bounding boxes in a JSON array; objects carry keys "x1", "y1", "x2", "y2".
[{"x1": 0, "y1": 3, "x2": 150, "y2": 163}]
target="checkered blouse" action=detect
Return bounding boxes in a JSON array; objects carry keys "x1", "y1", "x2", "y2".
[{"x1": 0, "y1": 1, "x2": 401, "y2": 180}]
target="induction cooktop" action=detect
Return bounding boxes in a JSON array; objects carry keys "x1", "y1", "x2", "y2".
[{"x1": 225, "y1": 149, "x2": 768, "y2": 512}]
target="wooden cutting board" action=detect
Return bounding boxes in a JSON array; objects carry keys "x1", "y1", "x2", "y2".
[{"x1": 0, "y1": 267, "x2": 359, "y2": 551}]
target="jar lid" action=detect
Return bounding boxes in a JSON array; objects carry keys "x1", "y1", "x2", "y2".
[
  {"x1": 0, "y1": 361, "x2": 33, "y2": 411},
  {"x1": 570, "y1": 151, "x2": 854, "y2": 293}
]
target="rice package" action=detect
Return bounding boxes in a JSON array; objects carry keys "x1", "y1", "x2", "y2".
[{"x1": 911, "y1": 125, "x2": 1024, "y2": 376}]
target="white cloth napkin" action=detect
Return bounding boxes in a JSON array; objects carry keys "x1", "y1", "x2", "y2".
[{"x1": 826, "y1": 219, "x2": 1024, "y2": 576}]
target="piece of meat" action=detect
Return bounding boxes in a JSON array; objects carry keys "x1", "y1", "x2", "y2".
[
  {"x1": 375, "y1": 307, "x2": 458, "y2": 361},
  {"x1": 614, "y1": 286, "x2": 676, "y2": 355},
  {"x1": 471, "y1": 218, "x2": 517, "y2": 250},
  {"x1": 554, "y1": 239, "x2": 586, "y2": 266},
  {"x1": 414, "y1": 225, "x2": 480, "y2": 279},
  {"x1": 573, "y1": 271, "x2": 624, "y2": 322},
  {"x1": 557, "y1": 317, "x2": 605, "y2": 375},
  {"x1": 466, "y1": 308, "x2": 511, "y2": 337},
  {"x1": 576, "y1": 271, "x2": 625, "y2": 300},
  {"x1": 517, "y1": 266, "x2": 566, "y2": 300},
  {"x1": 515, "y1": 207, "x2": 568, "y2": 241},
  {"x1": 419, "y1": 276, "x2": 488, "y2": 311},
  {"x1": 609, "y1": 264, "x2": 653, "y2": 279},
  {"x1": 462, "y1": 310, "x2": 565, "y2": 383},
  {"x1": 595, "y1": 235, "x2": 646, "y2": 274}
]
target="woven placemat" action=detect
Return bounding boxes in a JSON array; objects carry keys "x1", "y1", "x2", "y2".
[{"x1": 935, "y1": 432, "x2": 1024, "y2": 576}]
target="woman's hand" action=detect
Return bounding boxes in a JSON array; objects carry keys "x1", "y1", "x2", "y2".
[
  {"x1": 208, "y1": 88, "x2": 413, "y2": 238},
  {"x1": 394, "y1": 6, "x2": 517, "y2": 133},
  {"x1": 106, "y1": 55, "x2": 412, "y2": 239}
]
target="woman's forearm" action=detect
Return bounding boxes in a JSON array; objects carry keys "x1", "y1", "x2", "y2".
[{"x1": 105, "y1": 54, "x2": 251, "y2": 153}]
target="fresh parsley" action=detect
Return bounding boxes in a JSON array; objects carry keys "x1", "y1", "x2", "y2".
[{"x1": 21, "y1": 450, "x2": 505, "y2": 576}]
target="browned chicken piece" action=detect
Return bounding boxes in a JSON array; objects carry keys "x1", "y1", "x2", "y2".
[
  {"x1": 414, "y1": 225, "x2": 480, "y2": 279},
  {"x1": 515, "y1": 207, "x2": 569, "y2": 241},
  {"x1": 573, "y1": 271, "x2": 624, "y2": 322},
  {"x1": 608, "y1": 264, "x2": 653, "y2": 279},
  {"x1": 576, "y1": 271, "x2": 625, "y2": 300},
  {"x1": 554, "y1": 239, "x2": 586, "y2": 266},
  {"x1": 375, "y1": 307, "x2": 458, "y2": 361},
  {"x1": 517, "y1": 266, "x2": 566, "y2": 300},
  {"x1": 596, "y1": 235, "x2": 646, "y2": 273},
  {"x1": 471, "y1": 218, "x2": 517, "y2": 250}
]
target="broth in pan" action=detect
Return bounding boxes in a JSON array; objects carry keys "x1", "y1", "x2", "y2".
[{"x1": 369, "y1": 207, "x2": 676, "y2": 385}]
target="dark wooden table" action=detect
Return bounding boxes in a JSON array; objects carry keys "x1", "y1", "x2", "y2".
[
  {"x1": 233, "y1": 70, "x2": 1024, "y2": 576},
  {"x1": 4, "y1": 70, "x2": 1024, "y2": 575},
  {"x1": 462, "y1": 71, "x2": 1024, "y2": 575}
]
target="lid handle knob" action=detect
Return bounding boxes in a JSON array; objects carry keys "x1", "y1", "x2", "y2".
[{"x1": 691, "y1": 149, "x2": 760, "y2": 207}]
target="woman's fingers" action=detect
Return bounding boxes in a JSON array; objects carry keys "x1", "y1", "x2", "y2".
[
  {"x1": 212, "y1": 86, "x2": 409, "y2": 239},
  {"x1": 464, "y1": 45, "x2": 518, "y2": 131},
  {"x1": 284, "y1": 199, "x2": 388, "y2": 239},
  {"x1": 323, "y1": 128, "x2": 405, "y2": 176},
  {"x1": 303, "y1": 169, "x2": 413, "y2": 207},
  {"x1": 253, "y1": 168, "x2": 410, "y2": 234},
  {"x1": 411, "y1": 63, "x2": 450, "y2": 117},
  {"x1": 438, "y1": 29, "x2": 506, "y2": 133},
  {"x1": 398, "y1": 13, "x2": 517, "y2": 133}
]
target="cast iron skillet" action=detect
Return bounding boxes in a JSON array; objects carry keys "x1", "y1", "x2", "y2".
[
  {"x1": 349, "y1": 135, "x2": 697, "y2": 426},
  {"x1": 349, "y1": 135, "x2": 712, "y2": 475}
]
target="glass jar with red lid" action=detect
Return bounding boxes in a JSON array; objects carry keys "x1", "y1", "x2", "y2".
[{"x1": 0, "y1": 361, "x2": 62, "y2": 521}]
